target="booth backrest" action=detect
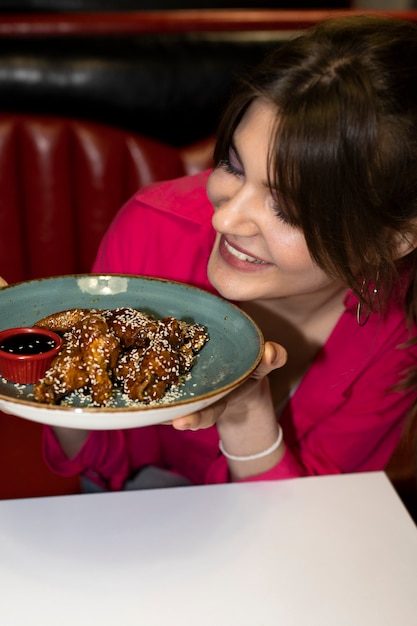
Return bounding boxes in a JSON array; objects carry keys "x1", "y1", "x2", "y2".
[
  {"x1": 0, "y1": 114, "x2": 214, "y2": 284},
  {"x1": 0, "y1": 10, "x2": 416, "y2": 147}
]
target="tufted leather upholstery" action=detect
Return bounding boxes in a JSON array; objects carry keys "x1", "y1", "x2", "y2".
[{"x1": 0, "y1": 113, "x2": 214, "y2": 284}]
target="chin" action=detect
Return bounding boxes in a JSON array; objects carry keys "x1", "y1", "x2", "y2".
[
  {"x1": 208, "y1": 269, "x2": 258, "y2": 302},
  {"x1": 207, "y1": 254, "x2": 273, "y2": 302}
]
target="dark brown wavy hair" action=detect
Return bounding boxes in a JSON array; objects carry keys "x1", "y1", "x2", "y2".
[{"x1": 214, "y1": 15, "x2": 417, "y2": 322}]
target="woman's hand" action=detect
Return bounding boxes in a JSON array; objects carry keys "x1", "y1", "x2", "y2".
[
  {"x1": 171, "y1": 341, "x2": 287, "y2": 431},
  {"x1": 171, "y1": 340, "x2": 287, "y2": 480},
  {"x1": 0, "y1": 277, "x2": 7, "y2": 288}
]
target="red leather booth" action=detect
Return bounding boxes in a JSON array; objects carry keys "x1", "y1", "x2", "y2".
[{"x1": 0, "y1": 114, "x2": 214, "y2": 285}]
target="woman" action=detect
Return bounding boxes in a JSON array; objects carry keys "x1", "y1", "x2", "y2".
[{"x1": 40, "y1": 15, "x2": 417, "y2": 490}]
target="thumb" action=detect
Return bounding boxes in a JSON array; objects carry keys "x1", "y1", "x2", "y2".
[{"x1": 252, "y1": 341, "x2": 287, "y2": 380}]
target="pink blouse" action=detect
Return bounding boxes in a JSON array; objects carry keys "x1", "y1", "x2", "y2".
[{"x1": 43, "y1": 172, "x2": 417, "y2": 488}]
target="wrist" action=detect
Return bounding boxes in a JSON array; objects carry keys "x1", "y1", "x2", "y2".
[
  {"x1": 217, "y1": 376, "x2": 274, "y2": 428},
  {"x1": 217, "y1": 420, "x2": 285, "y2": 480},
  {"x1": 219, "y1": 425, "x2": 283, "y2": 461}
]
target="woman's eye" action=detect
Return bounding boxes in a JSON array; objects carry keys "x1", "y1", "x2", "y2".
[
  {"x1": 218, "y1": 155, "x2": 244, "y2": 177},
  {"x1": 271, "y1": 197, "x2": 299, "y2": 228},
  {"x1": 273, "y1": 206, "x2": 292, "y2": 225}
]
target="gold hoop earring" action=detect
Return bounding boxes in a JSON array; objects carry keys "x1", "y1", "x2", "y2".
[{"x1": 356, "y1": 276, "x2": 379, "y2": 327}]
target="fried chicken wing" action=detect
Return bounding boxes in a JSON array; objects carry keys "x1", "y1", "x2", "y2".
[
  {"x1": 178, "y1": 321, "x2": 210, "y2": 372},
  {"x1": 33, "y1": 329, "x2": 89, "y2": 404},
  {"x1": 104, "y1": 307, "x2": 159, "y2": 348},
  {"x1": 34, "y1": 313, "x2": 120, "y2": 405},
  {"x1": 114, "y1": 338, "x2": 181, "y2": 403},
  {"x1": 75, "y1": 314, "x2": 120, "y2": 405},
  {"x1": 35, "y1": 308, "x2": 97, "y2": 333}
]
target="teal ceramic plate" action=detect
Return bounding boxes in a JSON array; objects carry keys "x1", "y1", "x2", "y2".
[{"x1": 0, "y1": 275, "x2": 263, "y2": 429}]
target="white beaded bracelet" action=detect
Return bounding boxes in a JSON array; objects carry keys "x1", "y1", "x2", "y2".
[{"x1": 218, "y1": 425, "x2": 283, "y2": 462}]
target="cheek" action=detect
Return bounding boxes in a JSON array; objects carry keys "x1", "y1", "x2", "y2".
[
  {"x1": 206, "y1": 169, "x2": 220, "y2": 207},
  {"x1": 206, "y1": 172, "x2": 224, "y2": 236},
  {"x1": 206, "y1": 168, "x2": 238, "y2": 209},
  {"x1": 268, "y1": 229, "x2": 316, "y2": 272}
]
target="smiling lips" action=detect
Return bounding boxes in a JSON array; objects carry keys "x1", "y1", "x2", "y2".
[{"x1": 222, "y1": 237, "x2": 269, "y2": 266}]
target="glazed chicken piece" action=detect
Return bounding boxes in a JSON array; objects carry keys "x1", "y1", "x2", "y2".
[
  {"x1": 114, "y1": 338, "x2": 181, "y2": 403},
  {"x1": 177, "y1": 321, "x2": 210, "y2": 372},
  {"x1": 33, "y1": 329, "x2": 89, "y2": 404},
  {"x1": 35, "y1": 308, "x2": 97, "y2": 333},
  {"x1": 76, "y1": 314, "x2": 120, "y2": 405},
  {"x1": 34, "y1": 313, "x2": 120, "y2": 405},
  {"x1": 104, "y1": 307, "x2": 159, "y2": 348}
]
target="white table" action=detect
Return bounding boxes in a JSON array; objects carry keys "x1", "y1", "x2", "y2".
[{"x1": 0, "y1": 472, "x2": 416, "y2": 626}]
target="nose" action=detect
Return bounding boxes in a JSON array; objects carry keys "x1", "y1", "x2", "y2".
[{"x1": 211, "y1": 182, "x2": 260, "y2": 237}]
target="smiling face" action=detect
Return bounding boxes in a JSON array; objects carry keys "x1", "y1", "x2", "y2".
[{"x1": 207, "y1": 99, "x2": 338, "y2": 304}]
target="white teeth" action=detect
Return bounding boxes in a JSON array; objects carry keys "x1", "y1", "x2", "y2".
[{"x1": 224, "y1": 239, "x2": 266, "y2": 264}]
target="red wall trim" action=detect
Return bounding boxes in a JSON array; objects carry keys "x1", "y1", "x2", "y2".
[{"x1": 0, "y1": 9, "x2": 416, "y2": 37}]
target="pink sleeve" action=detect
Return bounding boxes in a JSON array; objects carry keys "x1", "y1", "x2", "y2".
[
  {"x1": 42, "y1": 428, "x2": 131, "y2": 490},
  {"x1": 42, "y1": 426, "x2": 163, "y2": 490}
]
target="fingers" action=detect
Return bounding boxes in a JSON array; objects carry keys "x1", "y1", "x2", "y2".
[
  {"x1": 0, "y1": 277, "x2": 7, "y2": 289},
  {"x1": 171, "y1": 401, "x2": 227, "y2": 431}
]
